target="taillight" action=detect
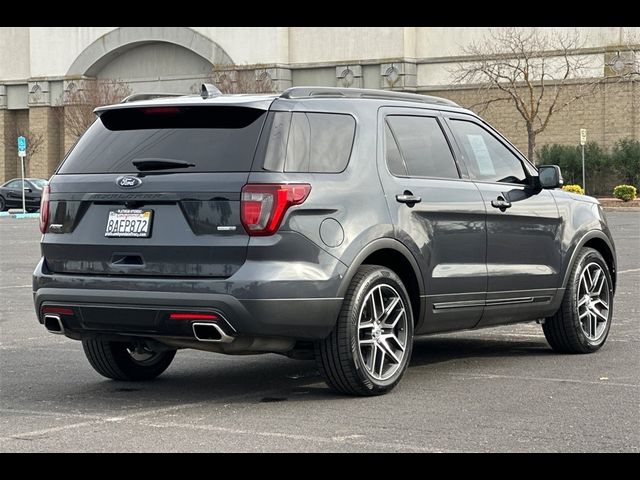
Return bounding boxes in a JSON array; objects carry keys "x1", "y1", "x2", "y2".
[
  {"x1": 241, "y1": 184, "x2": 311, "y2": 236},
  {"x1": 39, "y1": 185, "x2": 50, "y2": 234}
]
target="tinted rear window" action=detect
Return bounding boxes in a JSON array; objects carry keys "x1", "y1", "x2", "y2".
[
  {"x1": 58, "y1": 106, "x2": 267, "y2": 174},
  {"x1": 386, "y1": 115, "x2": 459, "y2": 179},
  {"x1": 262, "y1": 112, "x2": 355, "y2": 173}
]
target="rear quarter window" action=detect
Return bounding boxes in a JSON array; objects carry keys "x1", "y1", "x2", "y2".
[{"x1": 262, "y1": 112, "x2": 356, "y2": 173}]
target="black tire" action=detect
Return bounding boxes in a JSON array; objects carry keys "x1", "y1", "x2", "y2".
[
  {"x1": 0, "y1": 196, "x2": 5, "y2": 212},
  {"x1": 315, "y1": 265, "x2": 414, "y2": 396},
  {"x1": 82, "y1": 339, "x2": 176, "y2": 381},
  {"x1": 543, "y1": 247, "x2": 613, "y2": 353}
]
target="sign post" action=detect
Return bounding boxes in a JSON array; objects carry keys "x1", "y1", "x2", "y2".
[
  {"x1": 580, "y1": 129, "x2": 587, "y2": 194},
  {"x1": 18, "y1": 136, "x2": 27, "y2": 214}
]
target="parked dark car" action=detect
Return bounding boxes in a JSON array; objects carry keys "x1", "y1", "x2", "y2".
[
  {"x1": 0, "y1": 178, "x2": 48, "y2": 212},
  {"x1": 33, "y1": 86, "x2": 616, "y2": 396}
]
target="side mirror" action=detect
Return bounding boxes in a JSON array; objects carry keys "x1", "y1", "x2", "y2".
[{"x1": 537, "y1": 165, "x2": 563, "y2": 189}]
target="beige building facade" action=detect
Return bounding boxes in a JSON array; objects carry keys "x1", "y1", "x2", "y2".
[{"x1": 0, "y1": 26, "x2": 638, "y2": 182}]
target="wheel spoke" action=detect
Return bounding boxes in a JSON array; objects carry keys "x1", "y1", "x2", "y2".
[
  {"x1": 593, "y1": 298, "x2": 609, "y2": 310},
  {"x1": 590, "y1": 313, "x2": 597, "y2": 338},
  {"x1": 590, "y1": 268, "x2": 601, "y2": 292},
  {"x1": 378, "y1": 337, "x2": 401, "y2": 364},
  {"x1": 379, "y1": 296, "x2": 401, "y2": 323},
  {"x1": 359, "y1": 321, "x2": 374, "y2": 330},
  {"x1": 577, "y1": 296, "x2": 588, "y2": 308},
  {"x1": 359, "y1": 339, "x2": 376, "y2": 345},
  {"x1": 369, "y1": 294, "x2": 377, "y2": 320},
  {"x1": 584, "y1": 267, "x2": 593, "y2": 290},
  {"x1": 368, "y1": 344, "x2": 378, "y2": 371},
  {"x1": 591, "y1": 307, "x2": 608, "y2": 322},
  {"x1": 380, "y1": 333, "x2": 404, "y2": 352},
  {"x1": 580, "y1": 275, "x2": 589, "y2": 295},
  {"x1": 383, "y1": 307, "x2": 405, "y2": 329},
  {"x1": 377, "y1": 349, "x2": 386, "y2": 377},
  {"x1": 579, "y1": 310, "x2": 590, "y2": 320}
]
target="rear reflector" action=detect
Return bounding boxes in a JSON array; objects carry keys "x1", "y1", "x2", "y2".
[
  {"x1": 42, "y1": 306, "x2": 73, "y2": 315},
  {"x1": 169, "y1": 312, "x2": 219, "y2": 320},
  {"x1": 39, "y1": 185, "x2": 50, "y2": 234},
  {"x1": 241, "y1": 183, "x2": 311, "y2": 236}
]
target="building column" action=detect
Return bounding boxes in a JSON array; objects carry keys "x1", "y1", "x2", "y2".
[
  {"x1": 27, "y1": 81, "x2": 60, "y2": 179},
  {"x1": 0, "y1": 86, "x2": 19, "y2": 182}
]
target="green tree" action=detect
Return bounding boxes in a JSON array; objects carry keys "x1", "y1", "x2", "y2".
[{"x1": 611, "y1": 138, "x2": 640, "y2": 188}]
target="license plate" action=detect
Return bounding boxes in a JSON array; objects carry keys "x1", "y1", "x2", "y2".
[{"x1": 105, "y1": 209, "x2": 153, "y2": 238}]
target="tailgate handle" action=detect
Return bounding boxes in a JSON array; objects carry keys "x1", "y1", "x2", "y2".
[{"x1": 111, "y1": 254, "x2": 144, "y2": 266}]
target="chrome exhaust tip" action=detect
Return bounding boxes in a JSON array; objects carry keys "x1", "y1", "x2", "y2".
[
  {"x1": 43, "y1": 314, "x2": 65, "y2": 335},
  {"x1": 192, "y1": 322, "x2": 234, "y2": 343}
]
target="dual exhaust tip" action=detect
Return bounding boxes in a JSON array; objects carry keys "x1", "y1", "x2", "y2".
[{"x1": 43, "y1": 311, "x2": 234, "y2": 344}]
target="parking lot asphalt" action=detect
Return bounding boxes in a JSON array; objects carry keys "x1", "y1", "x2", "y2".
[{"x1": 0, "y1": 211, "x2": 638, "y2": 452}]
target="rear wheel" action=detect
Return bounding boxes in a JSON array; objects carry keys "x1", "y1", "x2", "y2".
[
  {"x1": 543, "y1": 248, "x2": 613, "y2": 353},
  {"x1": 315, "y1": 265, "x2": 414, "y2": 396},
  {"x1": 82, "y1": 339, "x2": 176, "y2": 381}
]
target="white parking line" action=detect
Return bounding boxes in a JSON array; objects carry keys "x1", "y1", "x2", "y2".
[
  {"x1": 138, "y1": 419, "x2": 452, "y2": 452},
  {"x1": 439, "y1": 371, "x2": 639, "y2": 388},
  {"x1": 618, "y1": 268, "x2": 640, "y2": 274},
  {"x1": 0, "y1": 285, "x2": 31, "y2": 290},
  {"x1": 3, "y1": 386, "x2": 305, "y2": 440}
]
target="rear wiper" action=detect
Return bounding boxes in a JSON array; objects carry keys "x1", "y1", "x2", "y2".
[{"x1": 132, "y1": 159, "x2": 196, "y2": 171}]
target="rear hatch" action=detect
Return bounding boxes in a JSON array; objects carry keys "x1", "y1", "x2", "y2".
[{"x1": 43, "y1": 102, "x2": 271, "y2": 278}]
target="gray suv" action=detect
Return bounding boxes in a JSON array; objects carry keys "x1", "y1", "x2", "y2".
[{"x1": 33, "y1": 86, "x2": 616, "y2": 396}]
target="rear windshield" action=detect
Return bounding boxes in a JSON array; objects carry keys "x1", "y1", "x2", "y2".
[{"x1": 57, "y1": 106, "x2": 267, "y2": 174}]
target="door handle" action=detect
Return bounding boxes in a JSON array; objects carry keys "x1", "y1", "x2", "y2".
[
  {"x1": 396, "y1": 192, "x2": 422, "y2": 205},
  {"x1": 491, "y1": 195, "x2": 512, "y2": 211}
]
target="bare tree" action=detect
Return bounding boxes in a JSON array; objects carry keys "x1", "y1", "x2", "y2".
[
  {"x1": 0, "y1": 128, "x2": 43, "y2": 162},
  {"x1": 59, "y1": 79, "x2": 132, "y2": 140},
  {"x1": 452, "y1": 28, "x2": 608, "y2": 162},
  {"x1": 17, "y1": 128, "x2": 44, "y2": 159},
  {"x1": 205, "y1": 64, "x2": 276, "y2": 94}
]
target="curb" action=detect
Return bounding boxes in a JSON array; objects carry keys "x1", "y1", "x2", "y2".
[
  {"x1": 0, "y1": 212, "x2": 40, "y2": 219},
  {"x1": 602, "y1": 207, "x2": 640, "y2": 211}
]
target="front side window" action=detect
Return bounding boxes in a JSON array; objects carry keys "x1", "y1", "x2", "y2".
[
  {"x1": 449, "y1": 119, "x2": 527, "y2": 184},
  {"x1": 5, "y1": 180, "x2": 25, "y2": 189},
  {"x1": 385, "y1": 115, "x2": 459, "y2": 179}
]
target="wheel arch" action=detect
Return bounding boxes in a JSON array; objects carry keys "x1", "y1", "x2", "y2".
[
  {"x1": 338, "y1": 238, "x2": 425, "y2": 330},
  {"x1": 563, "y1": 231, "x2": 617, "y2": 292}
]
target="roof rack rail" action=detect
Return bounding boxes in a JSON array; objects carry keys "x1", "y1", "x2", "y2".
[
  {"x1": 279, "y1": 87, "x2": 459, "y2": 107},
  {"x1": 121, "y1": 92, "x2": 186, "y2": 103}
]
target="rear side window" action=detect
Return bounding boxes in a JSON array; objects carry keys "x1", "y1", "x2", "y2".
[
  {"x1": 385, "y1": 115, "x2": 459, "y2": 179},
  {"x1": 262, "y1": 112, "x2": 355, "y2": 173},
  {"x1": 57, "y1": 106, "x2": 267, "y2": 174}
]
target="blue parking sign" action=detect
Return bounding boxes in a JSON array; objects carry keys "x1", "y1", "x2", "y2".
[{"x1": 18, "y1": 136, "x2": 27, "y2": 153}]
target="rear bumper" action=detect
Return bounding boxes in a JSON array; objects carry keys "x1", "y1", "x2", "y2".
[{"x1": 32, "y1": 255, "x2": 346, "y2": 342}]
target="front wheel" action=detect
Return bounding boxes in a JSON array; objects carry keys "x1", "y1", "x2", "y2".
[
  {"x1": 82, "y1": 339, "x2": 176, "y2": 381},
  {"x1": 543, "y1": 247, "x2": 613, "y2": 353},
  {"x1": 0, "y1": 196, "x2": 6, "y2": 212},
  {"x1": 315, "y1": 265, "x2": 414, "y2": 396}
]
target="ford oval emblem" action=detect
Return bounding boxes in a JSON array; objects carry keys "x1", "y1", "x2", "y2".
[{"x1": 117, "y1": 176, "x2": 142, "y2": 188}]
